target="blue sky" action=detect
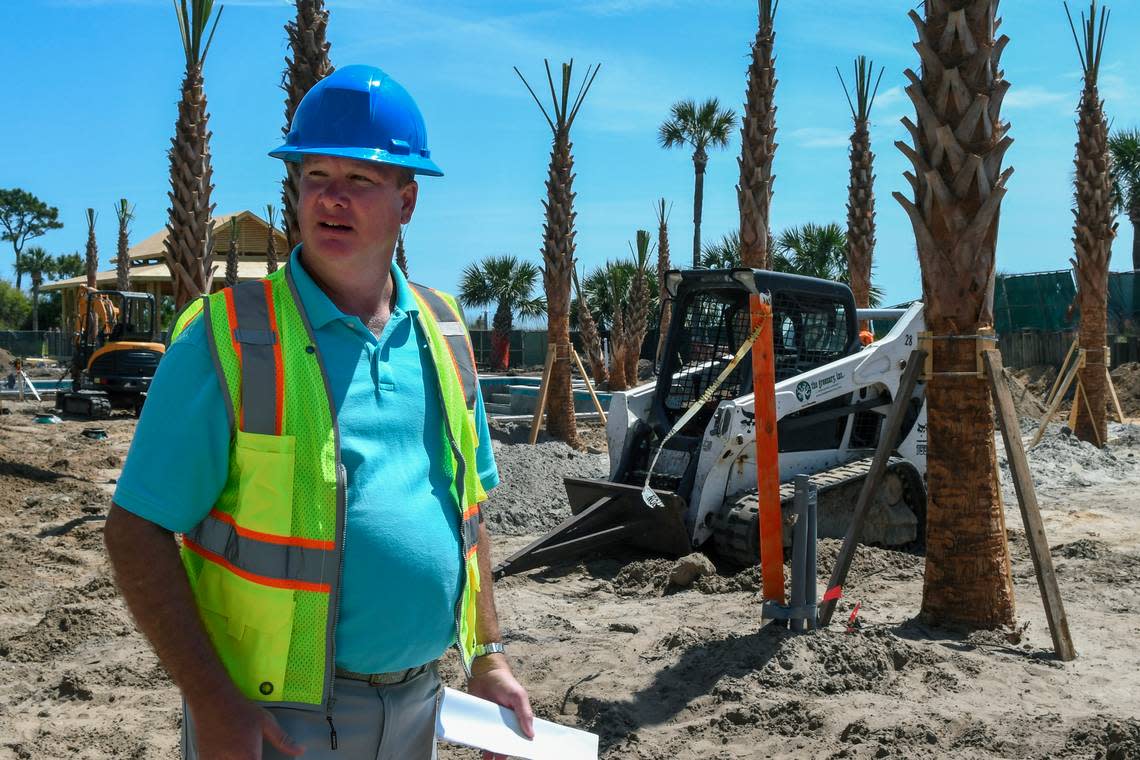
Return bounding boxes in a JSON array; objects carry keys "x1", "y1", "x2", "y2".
[{"x1": 2, "y1": 0, "x2": 1138, "y2": 310}]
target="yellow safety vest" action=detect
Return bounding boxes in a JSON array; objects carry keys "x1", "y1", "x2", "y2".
[{"x1": 170, "y1": 262, "x2": 486, "y2": 710}]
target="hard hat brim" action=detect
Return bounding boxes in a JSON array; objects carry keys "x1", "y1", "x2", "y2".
[{"x1": 268, "y1": 145, "x2": 444, "y2": 177}]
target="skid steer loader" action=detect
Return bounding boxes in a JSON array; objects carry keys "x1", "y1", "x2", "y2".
[{"x1": 493, "y1": 268, "x2": 928, "y2": 579}]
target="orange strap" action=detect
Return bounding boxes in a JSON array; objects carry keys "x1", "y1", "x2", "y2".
[{"x1": 750, "y1": 294, "x2": 784, "y2": 604}]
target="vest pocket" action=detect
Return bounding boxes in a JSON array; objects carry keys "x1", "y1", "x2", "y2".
[
  {"x1": 197, "y1": 560, "x2": 294, "y2": 702},
  {"x1": 233, "y1": 430, "x2": 296, "y2": 536}
]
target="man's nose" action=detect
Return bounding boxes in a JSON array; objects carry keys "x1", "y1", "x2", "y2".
[{"x1": 317, "y1": 178, "x2": 349, "y2": 207}]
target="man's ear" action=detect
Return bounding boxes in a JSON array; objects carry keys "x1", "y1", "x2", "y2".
[{"x1": 400, "y1": 181, "x2": 419, "y2": 225}]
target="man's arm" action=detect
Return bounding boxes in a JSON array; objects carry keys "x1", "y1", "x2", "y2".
[
  {"x1": 465, "y1": 518, "x2": 535, "y2": 748},
  {"x1": 104, "y1": 504, "x2": 301, "y2": 759}
]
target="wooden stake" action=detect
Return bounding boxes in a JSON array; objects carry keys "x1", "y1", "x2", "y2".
[
  {"x1": 1045, "y1": 338, "x2": 1078, "y2": 409},
  {"x1": 1030, "y1": 349, "x2": 1084, "y2": 449},
  {"x1": 1106, "y1": 365, "x2": 1125, "y2": 423},
  {"x1": 819, "y1": 349, "x2": 926, "y2": 627},
  {"x1": 571, "y1": 347, "x2": 607, "y2": 424},
  {"x1": 983, "y1": 350, "x2": 1077, "y2": 662},
  {"x1": 1075, "y1": 378, "x2": 1102, "y2": 448},
  {"x1": 528, "y1": 345, "x2": 557, "y2": 445},
  {"x1": 1067, "y1": 383, "x2": 1081, "y2": 430}
]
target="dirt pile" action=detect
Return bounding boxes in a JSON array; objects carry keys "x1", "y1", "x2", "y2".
[
  {"x1": 481, "y1": 420, "x2": 608, "y2": 536},
  {"x1": 1064, "y1": 716, "x2": 1140, "y2": 760},
  {"x1": 1012, "y1": 364, "x2": 1059, "y2": 400},
  {"x1": 999, "y1": 422, "x2": 1140, "y2": 489},
  {"x1": 1111, "y1": 362, "x2": 1140, "y2": 417}
]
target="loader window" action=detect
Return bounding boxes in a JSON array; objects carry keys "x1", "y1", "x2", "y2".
[
  {"x1": 661, "y1": 289, "x2": 753, "y2": 430},
  {"x1": 771, "y1": 292, "x2": 854, "y2": 380}
]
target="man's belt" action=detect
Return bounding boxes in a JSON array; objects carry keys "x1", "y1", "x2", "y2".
[{"x1": 334, "y1": 662, "x2": 433, "y2": 686}]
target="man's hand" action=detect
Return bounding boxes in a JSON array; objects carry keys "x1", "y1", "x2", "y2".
[
  {"x1": 467, "y1": 654, "x2": 533, "y2": 760},
  {"x1": 190, "y1": 694, "x2": 304, "y2": 759}
]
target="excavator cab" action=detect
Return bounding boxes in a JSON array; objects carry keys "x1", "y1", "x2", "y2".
[{"x1": 56, "y1": 289, "x2": 165, "y2": 419}]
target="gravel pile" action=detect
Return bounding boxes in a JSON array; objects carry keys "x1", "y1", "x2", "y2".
[{"x1": 999, "y1": 422, "x2": 1140, "y2": 489}]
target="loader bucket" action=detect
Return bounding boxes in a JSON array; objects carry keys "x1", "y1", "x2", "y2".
[{"x1": 491, "y1": 478, "x2": 692, "y2": 580}]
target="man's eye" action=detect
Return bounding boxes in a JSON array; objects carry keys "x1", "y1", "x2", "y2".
[{"x1": 351, "y1": 175, "x2": 374, "y2": 184}]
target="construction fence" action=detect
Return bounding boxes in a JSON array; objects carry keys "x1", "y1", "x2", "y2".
[
  {"x1": 0, "y1": 330, "x2": 73, "y2": 362},
  {"x1": 467, "y1": 327, "x2": 661, "y2": 372},
  {"x1": 995, "y1": 270, "x2": 1138, "y2": 334}
]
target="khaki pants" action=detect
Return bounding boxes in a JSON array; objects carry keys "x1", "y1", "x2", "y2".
[{"x1": 182, "y1": 664, "x2": 441, "y2": 760}]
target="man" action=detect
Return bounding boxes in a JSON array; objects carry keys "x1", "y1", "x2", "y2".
[{"x1": 105, "y1": 65, "x2": 533, "y2": 759}]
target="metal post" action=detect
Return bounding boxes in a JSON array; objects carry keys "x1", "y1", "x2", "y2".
[
  {"x1": 805, "y1": 477, "x2": 818, "y2": 630},
  {"x1": 789, "y1": 475, "x2": 809, "y2": 632}
]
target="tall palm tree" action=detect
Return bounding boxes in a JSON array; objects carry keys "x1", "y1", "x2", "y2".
[
  {"x1": 838, "y1": 56, "x2": 884, "y2": 314},
  {"x1": 166, "y1": 0, "x2": 222, "y2": 310},
  {"x1": 605, "y1": 262, "x2": 631, "y2": 391},
  {"x1": 16, "y1": 246, "x2": 54, "y2": 332},
  {"x1": 660, "y1": 98, "x2": 738, "y2": 266},
  {"x1": 893, "y1": 0, "x2": 1016, "y2": 629},
  {"x1": 224, "y1": 217, "x2": 240, "y2": 288},
  {"x1": 738, "y1": 0, "x2": 779, "y2": 269},
  {"x1": 516, "y1": 60, "x2": 599, "y2": 447},
  {"x1": 114, "y1": 199, "x2": 134, "y2": 292},
  {"x1": 265, "y1": 205, "x2": 279, "y2": 274},
  {"x1": 459, "y1": 255, "x2": 546, "y2": 371},
  {"x1": 1108, "y1": 129, "x2": 1139, "y2": 269},
  {"x1": 1066, "y1": 1, "x2": 1116, "y2": 447},
  {"x1": 281, "y1": 0, "x2": 333, "y2": 246},
  {"x1": 624, "y1": 230, "x2": 655, "y2": 384},
  {"x1": 772, "y1": 222, "x2": 882, "y2": 305},
  {"x1": 84, "y1": 208, "x2": 98, "y2": 290},
  {"x1": 395, "y1": 227, "x2": 408, "y2": 278},
  {"x1": 655, "y1": 199, "x2": 673, "y2": 364},
  {"x1": 572, "y1": 266, "x2": 607, "y2": 387}
]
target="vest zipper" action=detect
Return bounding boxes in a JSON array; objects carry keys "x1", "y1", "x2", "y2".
[{"x1": 326, "y1": 461, "x2": 348, "y2": 749}]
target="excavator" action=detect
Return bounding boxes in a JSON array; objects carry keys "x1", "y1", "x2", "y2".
[
  {"x1": 55, "y1": 288, "x2": 165, "y2": 418},
  {"x1": 494, "y1": 268, "x2": 928, "y2": 578}
]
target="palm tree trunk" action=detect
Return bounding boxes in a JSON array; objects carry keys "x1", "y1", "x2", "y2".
[
  {"x1": 1131, "y1": 205, "x2": 1140, "y2": 270},
  {"x1": 692, "y1": 151, "x2": 707, "y2": 267},
  {"x1": 656, "y1": 200, "x2": 672, "y2": 364},
  {"x1": 845, "y1": 120, "x2": 875, "y2": 313},
  {"x1": 1070, "y1": 12, "x2": 1116, "y2": 447},
  {"x1": 608, "y1": 313, "x2": 628, "y2": 391},
  {"x1": 31, "y1": 280, "x2": 40, "y2": 332},
  {"x1": 893, "y1": 0, "x2": 1016, "y2": 629},
  {"x1": 492, "y1": 300, "x2": 512, "y2": 371},
  {"x1": 165, "y1": 63, "x2": 217, "y2": 309},
  {"x1": 542, "y1": 127, "x2": 579, "y2": 446},
  {"x1": 282, "y1": 0, "x2": 333, "y2": 248},
  {"x1": 576, "y1": 299, "x2": 608, "y2": 388},
  {"x1": 85, "y1": 209, "x2": 98, "y2": 291},
  {"x1": 739, "y1": 0, "x2": 777, "y2": 270}
]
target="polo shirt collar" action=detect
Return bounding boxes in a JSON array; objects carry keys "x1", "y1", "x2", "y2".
[{"x1": 288, "y1": 245, "x2": 419, "y2": 331}]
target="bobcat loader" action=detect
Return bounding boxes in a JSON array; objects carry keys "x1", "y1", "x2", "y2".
[{"x1": 493, "y1": 268, "x2": 928, "y2": 578}]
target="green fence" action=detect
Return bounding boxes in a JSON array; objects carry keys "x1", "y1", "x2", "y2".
[{"x1": 993, "y1": 269, "x2": 1139, "y2": 334}]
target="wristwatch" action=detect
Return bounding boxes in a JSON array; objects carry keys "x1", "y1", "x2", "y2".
[{"x1": 472, "y1": 642, "x2": 505, "y2": 658}]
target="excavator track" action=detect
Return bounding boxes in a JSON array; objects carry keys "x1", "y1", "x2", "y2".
[{"x1": 712, "y1": 457, "x2": 926, "y2": 567}]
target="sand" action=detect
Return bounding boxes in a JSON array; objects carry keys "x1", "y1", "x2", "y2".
[{"x1": 1, "y1": 402, "x2": 1139, "y2": 759}]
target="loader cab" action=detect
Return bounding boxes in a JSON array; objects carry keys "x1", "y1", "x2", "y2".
[
  {"x1": 613, "y1": 268, "x2": 858, "y2": 494},
  {"x1": 655, "y1": 268, "x2": 857, "y2": 435}
]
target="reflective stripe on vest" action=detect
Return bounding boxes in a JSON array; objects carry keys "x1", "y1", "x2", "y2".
[
  {"x1": 409, "y1": 283, "x2": 478, "y2": 411},
  {"x1": 226, "y1": 281, "x2": 285, "y2": 436},
  {"x1": 185, "y1": 508, "x2": 336, "y2": 592}
]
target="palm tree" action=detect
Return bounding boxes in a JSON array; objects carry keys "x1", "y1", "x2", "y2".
[
  {"x1": 738, "y1": 0, "x2": 779, "y2": 269},
  {"x1": 838, "y1": 56, "x2": 885, "y2": 315},
  {"x1": 265, "y1": 204, "x2": 280, "y2": 274},
  {"x1": 224, "y1": 217, "x2": 239, "y2": 288},
  {"x1": 166, "y1": 0, "x2": 222, "y2": 310},
  {"x1": 395, "y1": 227, "x2": 408, "y2": 278},
  {"x1": 624, "y1": 230, "x2": 655, "y2": 384},
  {"x1": 655, "y1": 199, "x2": 673, "y2": 364},
  {"x1": 1066, "y1": 1, "x2": 1116, "y2": 448},
  {"x1": 281, "y1": 0, "x2": 333, "y2": 246},
  {"x1": 114, "y1": 199, "x2": 134, "y2": 292},
  {"x1": 15, "y1": 246, "x2": 55, "y2": 332},
  {"x1": 1108, "y1": 129, "x2": 1140, "y2": 269},
  {"x1": 84, "y1": 208, "x2": 98, "y2": 290},
  {"x1": 771, "y1": 223, "x2": 883, "y2": 305},
  {"x1": 893, "y1": 0, "x2": 1016, "y2": 629},
  {"x1": 660, "y1": 98, "x2": 738, "y2": 266},
  {"x1": 516, "y1": 60, "x2": 599, "y2": 447},
  {"x1": 572, "y1": 266, "x2": 607, "y2": 387},
  {"x1": 459, "y1": 255, "x2": 546, "y2": 371},
  {"x1": 605, "y1": 262, "x2": 631, "y2": 391}
]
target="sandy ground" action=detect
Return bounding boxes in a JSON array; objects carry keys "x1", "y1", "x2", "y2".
[{"x1": 1, "y1": 398, "x2": 1139, "y2": 759}]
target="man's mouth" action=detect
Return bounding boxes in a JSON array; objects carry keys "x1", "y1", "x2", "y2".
[{"x1": 319, "y1": 221, "x2": 353, "y2": 231}]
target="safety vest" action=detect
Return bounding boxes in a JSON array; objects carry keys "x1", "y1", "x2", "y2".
[{"x1": 169, "y1": 262, "x2": 486, "y2": 710}]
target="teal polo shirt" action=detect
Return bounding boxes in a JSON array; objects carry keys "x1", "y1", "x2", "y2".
[{"x1": 114, "y1": 247, "x2": 498, "y2": 673}]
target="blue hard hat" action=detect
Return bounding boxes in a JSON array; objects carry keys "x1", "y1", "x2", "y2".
[{"x1": 270, "y1": 64, "x2": 443, "y2": 177}]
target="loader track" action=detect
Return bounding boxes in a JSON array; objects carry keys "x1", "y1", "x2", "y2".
[{"x1": 712, "y1": 457, "x2": 927, "y2": 567}]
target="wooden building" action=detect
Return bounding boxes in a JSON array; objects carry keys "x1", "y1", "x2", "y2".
[{"x1": 43, "y1": 210, "x2": 289, "y2": 329}]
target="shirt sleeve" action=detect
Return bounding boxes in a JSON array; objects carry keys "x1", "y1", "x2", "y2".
[
  {"x1": 472, "y1": 380, "x2": 499, "y2": 493},
  {"x1": 113, "y1": 317, "x2": 232, "y2": 533}
]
